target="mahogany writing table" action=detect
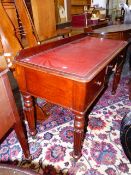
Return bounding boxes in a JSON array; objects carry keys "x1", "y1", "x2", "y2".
[{"x1": 14, "y1": 33, "x2": 127, "y2": 159}]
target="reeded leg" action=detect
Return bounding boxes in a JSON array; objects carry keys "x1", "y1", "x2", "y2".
[
  {"x1": 73, "y1": 114, "x2": 85, "y2": 159},
  {"x1": 14, "y1": 121, "x2": 30, "y2": 158},
  {"x1": 112, "y1": 64, "x2": 123, "y2": 95},
  {"x1": 23, "y1": 93, "x2": 36, "y2": 136}
]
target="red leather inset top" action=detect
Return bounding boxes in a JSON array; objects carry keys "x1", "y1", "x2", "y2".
[{"x1": 22, "y1": 37, "x2": 125, "y2": 78}]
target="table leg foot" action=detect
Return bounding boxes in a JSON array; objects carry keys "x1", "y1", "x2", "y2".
[
  {"x1": 30, "y1": 130, "x2": 37, "y2": 137},
  {"x1": 73, "y1": 114, "x2": 85, "y2": 160},
  {"x1": 72, "y1": 152, "x2": 82, "y2": 160}
]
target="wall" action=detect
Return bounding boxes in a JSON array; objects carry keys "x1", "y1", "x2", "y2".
[
  {"x1": 128, "y1": 0, "x2": 131, "y2": 5},
  {"x1": 31, "y1": 0, "x2": 56, "y2": 40},
  {"x1": 92, "y1": 0, "x2": 107, "y2": 8},
  {"x1": 108, "y1": 0, "x2": 125, "y2": 20},
  {"x1": 92, "y1": 0, "x2": 125, "y2": 20}
]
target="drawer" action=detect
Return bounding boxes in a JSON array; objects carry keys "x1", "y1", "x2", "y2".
[
  {"x1": 117, "y1": 52, "x2": 125, "y2": 67},
  {"x1": 106, "y1": 49, "x2": 125, "y2": 74},
  {"x1": 85, "y1": 68, "x2": 106, "y2": 107},
  {"x1": 106, "y1": 56, "x2": 117, "y2": 74}
]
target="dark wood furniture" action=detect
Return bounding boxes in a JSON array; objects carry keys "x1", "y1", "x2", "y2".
[
  {"x1": 89, "y1": 20, "x2": 108, "y2": 30},
  {"x1": 84, "y1": 24, "x2": 131, "y2": 40},
  {"x1": 14, "y1": 33, "x2": 127, "y2": 159},
  {"x1": 0, "y1": 68, "x2": 30, "y2": 158},
  {"x1": 71, "y1": 0, "x2": 91, "y2": 15}
]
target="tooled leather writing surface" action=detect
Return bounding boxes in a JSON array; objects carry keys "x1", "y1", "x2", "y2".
[{"x1": 21, "y1": 37, "x2": 126, "y2": 78}]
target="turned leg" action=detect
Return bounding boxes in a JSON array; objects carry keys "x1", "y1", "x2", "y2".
[
  {"x1": 112, "y1": 63, "x2": 124, "y2": 95},
  {"x1": 23, "y1": 93, "x2": 37, "y2": 136},
  {"x1": 73, "y1": 114, "x2": 85, "y2": 159},
  {"x1": 14, "y1": 120, "x2": 30, "y2": 158}
]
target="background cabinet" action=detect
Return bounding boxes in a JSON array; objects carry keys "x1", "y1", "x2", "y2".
[
  {"x1": 71, "y1": 0, "x2": 91, "y2": 15},
  {"x1": 31, "y1": 0, "x2": 57, "y2": 41},
  {"x1": 54, "y1": 0, "x2": 71, "y2": 27}
]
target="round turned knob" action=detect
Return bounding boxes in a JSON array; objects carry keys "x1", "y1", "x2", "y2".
[
  {"x1": 120, "y1": 54, "x2": 124, "y2": 58},
  {"x1": 95, "y1": 81, "x2": 102, "y2": 86},
  {"x1": 108, "y1": 65, "x2": 113, "y2": 69}
]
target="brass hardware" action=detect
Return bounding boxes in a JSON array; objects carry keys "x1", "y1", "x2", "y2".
[
  {"x1": 95, "y1": 81, "x2": 102, "y2": 86},
  {"x1": 108, "y1": 65, "x2": 113, "y2": 69},
  {"x1": 108, "y1": 64, "x2": 117, "y2": 72},
  {"x1": 120, "y1": 55, "x2": 124, "y2": 58}
]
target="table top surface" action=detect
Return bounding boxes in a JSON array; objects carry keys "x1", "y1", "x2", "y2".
[
  {"x1": 19, "y1": 36, "x2": 126, "y2": 79},
  {"x1": 94, "y1": 24, "x2": 131, "y2": 33}
]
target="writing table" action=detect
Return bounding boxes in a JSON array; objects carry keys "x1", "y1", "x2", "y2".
[{"x1": 14, "y1": 33, "x2": 127, "y2": 159}]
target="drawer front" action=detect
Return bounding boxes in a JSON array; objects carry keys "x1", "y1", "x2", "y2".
[
  {"x1": 24, "y1": 67, "x2": 74, "y2": 108},
  {"x1": 106, "y1": 55, "x2": 117, "y2": 77},
  {"x1": 106, "y1": 49, "x2": 125, "y2": 80},
  {"x1": 85, "y1": 68, "x2": 106, "y2": 108},
  {"x1": 117, "y1": 51, "x2": 125, "y2": 67}
]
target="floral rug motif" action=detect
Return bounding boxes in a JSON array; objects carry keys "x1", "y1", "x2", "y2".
[{"x1": 0, "y1": 77, "x2": 131, "y2": 175}]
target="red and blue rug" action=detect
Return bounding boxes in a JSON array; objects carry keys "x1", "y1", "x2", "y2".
[{"x1": 0, "y1": 76, "x2": 131, "y2": 175}]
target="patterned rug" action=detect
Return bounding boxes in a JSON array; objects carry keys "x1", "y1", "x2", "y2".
[{"x1": 0, "y1": 76, "x2": 131, "y2": 175}]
